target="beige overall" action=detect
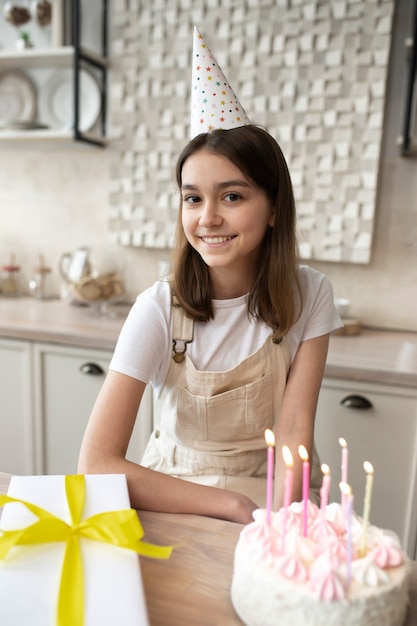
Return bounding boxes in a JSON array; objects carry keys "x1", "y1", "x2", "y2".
[{"x1": 141, "y1": 302, "x2": 322, "y2": 507}]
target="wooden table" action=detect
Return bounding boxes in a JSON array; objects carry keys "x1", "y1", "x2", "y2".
[
  {"x1": 138, "y1": 509, "x2": 243, "y2": 625},
  {"x1": 1, "y1": 474, "x2": 416, "y2": 625}
]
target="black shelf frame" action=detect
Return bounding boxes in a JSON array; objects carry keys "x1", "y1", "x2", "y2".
[
  {"x1": 400, "y1": 0, "x2": 417, "y2": 156},
  {"x1": 72, "y1": 0, "x2": 108, "y2": 147}
]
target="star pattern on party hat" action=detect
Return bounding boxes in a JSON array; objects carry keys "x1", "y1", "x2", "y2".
[{"x1": 190, "y1": 26, "x2": 251, "y2": 138}]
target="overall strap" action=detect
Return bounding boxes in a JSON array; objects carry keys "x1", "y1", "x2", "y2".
[{"x1": 172, "y1": 296, "x2": 194, "y2": 363}]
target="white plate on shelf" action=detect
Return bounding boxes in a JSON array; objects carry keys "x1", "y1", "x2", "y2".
[
  {"x1": 0, "y1": 70, "x2": 36, "y2": 122},
  {"x1": 43, "y1": 67, "x2": 101, "y2": 132}
]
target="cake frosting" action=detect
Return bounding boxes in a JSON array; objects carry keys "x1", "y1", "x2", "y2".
[{"x1": 231, "y1": 502, "x2": 409, "y2": 626}]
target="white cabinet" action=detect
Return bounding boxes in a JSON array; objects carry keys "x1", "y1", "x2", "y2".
[
  {"x1": 0, "y1": 338, "x2": 35, "y2": 474},
  {"x1": 0, "y1": 339, "x2": 153, "y2": 477},
  {"x1": 315, "y1": 377, "x2": 417, "y2": 558},
  {"x1": 33, "y1": 343, "x2": 152, "y2": 474},
  {"x1": 34, "y1": 343, "x2": 111, "y2": 474}
]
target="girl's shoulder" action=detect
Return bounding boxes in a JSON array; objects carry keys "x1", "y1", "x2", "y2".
[
  {"x1": 136, "y1": 277, "x2": 172, "y2": 309},
  {"x1": 296, "y1": 264, "x2": 329, "y2": 289},
  {"x1": 296, "y1": 263, "x2": 335, "y2": 303},
  {"x1": 291, "y1": 264, "x2": 342, "y2": 343},
  {"x1": 124, "y1": 278, "x2": 173, "y2": 335}
]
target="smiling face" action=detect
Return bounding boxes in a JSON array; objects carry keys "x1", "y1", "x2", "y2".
[{"x1": 180, "y1": 149, "x2": 275, "y2": 297}]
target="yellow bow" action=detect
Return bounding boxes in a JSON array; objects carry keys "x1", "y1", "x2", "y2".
[{"x1": 0, "y1": 475, "x2": 173, "y2": 626}]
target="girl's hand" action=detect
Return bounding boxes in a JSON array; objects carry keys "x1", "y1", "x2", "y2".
[{"x1": 225, "y1": 491, "x2": 258, "y2": 524}]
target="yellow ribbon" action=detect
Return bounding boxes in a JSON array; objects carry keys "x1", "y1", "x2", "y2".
[{"x1": 0, "y1": 474, "x2": 173, "y2": 626}]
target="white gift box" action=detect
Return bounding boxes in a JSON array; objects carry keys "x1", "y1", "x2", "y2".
[{"x1": 0, "y1": 474, "x2": 149, "y2": 626}]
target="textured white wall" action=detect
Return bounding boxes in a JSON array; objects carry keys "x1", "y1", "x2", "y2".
[{"x1": 108, "y1": 0, "x2": 394, "y2": 264}]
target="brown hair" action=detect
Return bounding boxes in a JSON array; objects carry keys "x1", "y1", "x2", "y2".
[{"x1": 170, "y1": 125, "x2": 301, "y2": 339}]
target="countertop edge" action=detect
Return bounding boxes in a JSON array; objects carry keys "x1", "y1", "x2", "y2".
[
  {"x1": 324, "y1": 364, "x2": 417, "y2": 390},
  {"x1": 0, "y1": 326, "x2": 117, "y2": 351}
]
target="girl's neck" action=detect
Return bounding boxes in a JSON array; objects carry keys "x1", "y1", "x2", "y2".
[{"x1": 209, "y1": 268, "x2": 254, "y2": 300}]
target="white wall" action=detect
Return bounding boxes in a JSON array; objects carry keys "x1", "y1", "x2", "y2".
[{"x1": 0, "y1": 145, "x2": 164, "y2": 299}]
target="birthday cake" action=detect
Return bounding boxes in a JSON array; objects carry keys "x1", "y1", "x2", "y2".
[{"x1": 231, "y1": 500, "x2": 409, "y2": 626}]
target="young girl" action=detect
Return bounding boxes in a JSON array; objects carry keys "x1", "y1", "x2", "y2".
[{"x1": 78, "y1": 125, "x2": 342, "y2": 524}]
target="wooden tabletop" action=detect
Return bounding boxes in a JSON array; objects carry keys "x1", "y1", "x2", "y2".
[
  {"x1": 0, "y1": 473, "x2": 416, "y2": 625},
  {"x1": 138, "y1": 510, "x2": 243, "y2": 625}
]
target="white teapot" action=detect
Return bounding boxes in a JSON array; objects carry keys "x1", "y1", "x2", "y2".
[{"x1": 59, "y1": 247, "x2": 91, "y2": 284}]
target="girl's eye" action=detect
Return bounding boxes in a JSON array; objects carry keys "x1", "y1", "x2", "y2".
[
  {"x1": 183, "y1": 195, "x2": 201, "y2": 204},
  {"x1": 224, "y1": 192, "x2": 242, "y2": 202}
]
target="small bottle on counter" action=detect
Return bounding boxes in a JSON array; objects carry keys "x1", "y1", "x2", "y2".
[
  {"x1": 0, "y1": 256, "x2": 26, "y2": 297},
  {"x1": 28, "y1": 255, "x2": 52, "y2": 299}
]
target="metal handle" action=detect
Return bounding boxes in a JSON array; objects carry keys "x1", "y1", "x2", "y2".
[
  {"x1": 340, "y1": 394, "x2": 373, "y2": 410},
  {"x1": 79, "y1": 362, "x2": 105, "y2": 376}
]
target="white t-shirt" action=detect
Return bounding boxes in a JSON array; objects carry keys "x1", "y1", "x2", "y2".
[
  {"x1": 109, "y1": 265, "x2": 342, "y2": 394},
  {"x1": 109, "y1": 264, "x2": 342, "y2": 396}
]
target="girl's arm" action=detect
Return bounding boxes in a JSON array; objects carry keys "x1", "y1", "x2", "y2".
[
  {"x1": 273, "y1": 333, "x2": 330, "y2": 508},
  {"x1": 78, "y1": 370, "x2": 257, "y2": 524}
]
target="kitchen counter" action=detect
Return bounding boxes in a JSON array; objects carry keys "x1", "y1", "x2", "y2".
[
  {"x1": 0, "y1": 297, "x2": 131, "y2": 351},
  {"x1": 326, "y1": 329, "x2": 417, "y2": 388},
  {"x1": 0, "y1": 297, "x2": 417, "y2": 386}
]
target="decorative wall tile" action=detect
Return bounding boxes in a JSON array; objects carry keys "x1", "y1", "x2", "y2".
[{"x1": 109, "y1": 0, "x2": 394, "y2": 263}]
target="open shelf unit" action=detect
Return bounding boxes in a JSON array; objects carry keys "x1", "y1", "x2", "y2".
[{"x1": 0, "y1": 0, "x2": 109, "y2": 148}]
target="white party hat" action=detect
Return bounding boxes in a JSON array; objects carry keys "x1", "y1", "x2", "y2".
[{"x1": 190, "y1": 26, "x2": 251, "y2": 138}]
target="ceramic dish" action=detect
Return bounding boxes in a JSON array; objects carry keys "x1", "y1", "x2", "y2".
[
  {"x1": 0, "y1": 70, "x2": 36, "y2": 122},
  {"x1": 334, "y1": 297, "x2": 351, "y2": 318},
  {"x1": 43, "y1": 67, "x2": 101, "y2": 132}
]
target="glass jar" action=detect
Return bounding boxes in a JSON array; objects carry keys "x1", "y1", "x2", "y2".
[
  {"x1": 28, "y1": 265, "x2": 51, "y2": 299},
  {"x1": 0, "y1": 264, "x2": 26, "y2": 297}
]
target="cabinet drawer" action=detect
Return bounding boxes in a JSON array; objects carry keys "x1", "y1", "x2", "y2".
[{"x1": 315, "y1": 378, "x2": 417, "y2": 557}]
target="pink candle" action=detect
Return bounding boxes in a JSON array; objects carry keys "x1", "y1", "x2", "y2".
[
  {"x1": 340, "y1": 481, "x2": 353, "y2": 586},
  {"x1": 339, "y1": 437, "x2": 348, "y2": 512},
  {"x1": 298, "y1": 445, "x2": 310, "y2": 537},
  {"x1": 281, "y1": 445, "x2": 294, "y2": 554},
  {"x1": 265, "y1": 429, "x2": 275, "y2": 525}
]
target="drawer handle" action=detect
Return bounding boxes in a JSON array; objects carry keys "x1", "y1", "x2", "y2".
[
  {"x1": 80, "y1": 362, "x2": 105, "y2": 376},
  {"x1": 340, "y1": 394, "x2": 373, "y2": 410}
]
